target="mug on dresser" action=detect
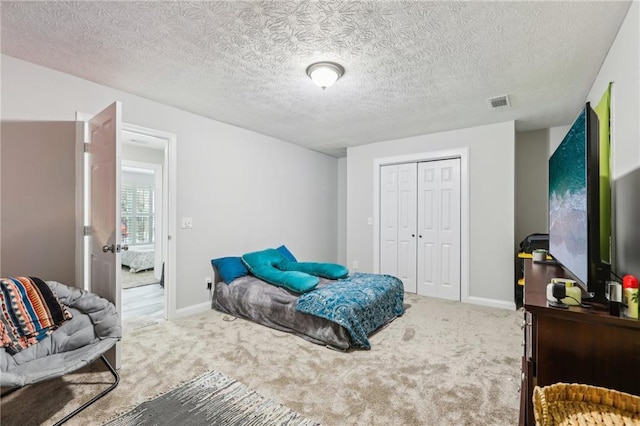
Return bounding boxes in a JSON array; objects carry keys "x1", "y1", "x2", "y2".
[{"x1": 532, "y1": 249, "x2": 547, "y2": 262}]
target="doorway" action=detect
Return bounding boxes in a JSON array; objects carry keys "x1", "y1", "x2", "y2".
[
  {"x1": 77, "y1": 105, "x2": 177, "y2": 368},
  {"x1": 120, "y1": 156, "x2": 164, "y2": 331},
  {"x1": 120, "y1": 127, "x2": 171, "y2": 331}
]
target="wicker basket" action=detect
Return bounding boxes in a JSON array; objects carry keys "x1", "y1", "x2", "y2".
[{"x1": 533, "y1": 383, "x2": 640, "y2": 425}]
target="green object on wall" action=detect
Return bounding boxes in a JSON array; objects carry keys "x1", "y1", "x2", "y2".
[{"x1": 594, "y1": 83, "x2": 612, "y2": 263}]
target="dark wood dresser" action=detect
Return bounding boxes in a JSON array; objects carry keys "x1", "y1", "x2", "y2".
[{"x1": 519, "y1": 259, "x2": 640, "y2": 425}]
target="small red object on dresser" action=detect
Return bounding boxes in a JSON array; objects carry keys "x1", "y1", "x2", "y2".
[
  {"x1": 622, "y1": 274, "x2": 639, "y2": 319},
  {"x1": 622, "y1": 274, "x2": 639, "y2": 289}
]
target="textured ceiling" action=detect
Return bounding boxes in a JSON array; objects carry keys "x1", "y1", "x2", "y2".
[{"x1": 1, "y1": 1, "x2": 632, "y2": 157}]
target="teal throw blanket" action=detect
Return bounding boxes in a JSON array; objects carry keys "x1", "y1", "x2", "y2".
[{"x1": 295, "y1": 273, "x2": 404, "y2": 349}]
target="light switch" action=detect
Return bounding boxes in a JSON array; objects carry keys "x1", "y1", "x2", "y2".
[
  {"x1": 181, "y1": 217, "x2": 193, "y2": 229},
  {"x1": 367, "y1": 217, "x2": 373, "y2": 225}
]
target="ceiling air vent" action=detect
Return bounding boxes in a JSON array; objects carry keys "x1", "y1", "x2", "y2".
[{"x1": 488, "y1": 94, "x2": 510, "y2": 109}]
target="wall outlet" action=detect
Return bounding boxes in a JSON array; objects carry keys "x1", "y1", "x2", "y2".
[
  {"x1": 205, "y1": 276, "x2": 212, "y2": 290},
  {"x1": 181, "y1": 217, "x2": 193, "y2": 229},
  {"x1": 352, "y1": 260, "x2": 359, "y2": 270}
]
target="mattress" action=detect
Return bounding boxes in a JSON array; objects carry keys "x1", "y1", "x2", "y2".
[
  {"x1": 212, "y1": 273, "x2": 403, "y2": 350},
  {"x1": 121, "y1": 244, "x2": 155, "y2": 273}
]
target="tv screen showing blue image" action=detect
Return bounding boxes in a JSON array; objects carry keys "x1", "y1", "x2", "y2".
[{"x1": 549, "y1": 109, "x2": 588, "y2": 285}]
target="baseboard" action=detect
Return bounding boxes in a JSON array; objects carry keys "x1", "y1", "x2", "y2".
[
  {"x1": 464, "y1": 296, "x2": 516, "y2": 310},
  {"x1": 174, "y1": 301, "x2": 211, "y2": 319}
]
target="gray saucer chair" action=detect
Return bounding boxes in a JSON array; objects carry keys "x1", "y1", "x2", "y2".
[{"x1": 1, "y1": 280, "x2": 121, "y2": 425}]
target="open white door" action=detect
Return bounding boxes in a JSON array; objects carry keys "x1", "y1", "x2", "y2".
[{"x1": 88, "y1": 102, "x2": 123, "y2": 368}]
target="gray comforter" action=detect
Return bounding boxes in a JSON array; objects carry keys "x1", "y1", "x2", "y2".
[
  {"x1": 0, "y1": 281, "x2": 121, "y2": 388},
  {"x1": 121, "y1": 244, "x2": 155, "y2": 273},
  {"x1": 213, "y1": 275, "x2": 352, "y2": 350}
]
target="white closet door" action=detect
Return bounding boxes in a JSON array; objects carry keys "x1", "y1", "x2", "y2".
[
  {"x1": 380, "y1": 165, "x2": 399, "y2": 278},
  {"x1": 417, "y1": 159, "x2": 460, "y2": 300},
  {"x1": 380, "y1": 164, "x2": 417, "y2": 293},
  {"x1": 397, "y1": 163, "x2": 417, "y2": 293}
]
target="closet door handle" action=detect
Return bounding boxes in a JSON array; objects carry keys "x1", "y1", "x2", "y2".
[
  {"x1": 419, "y1": 235, "x2": 423, "y2": 238},
  {"x1": 411, "y1": 234, "x2": 415, "y2": 237}
]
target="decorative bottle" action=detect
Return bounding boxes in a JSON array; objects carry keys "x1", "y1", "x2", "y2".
[{"x1": 622, "y1": 275, "x2": 639, "y2": 319}]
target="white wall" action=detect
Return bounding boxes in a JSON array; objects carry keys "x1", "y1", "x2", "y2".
[
  {"x1": 122, "y1": 169, "x2": 155, "y2": 186},
  {"x1": 1, "y1": 55, "x2": 339, "y2": 311},
  {"x1": 347, "y1": 121, "x2": 515, "y2": 307},
  {"x1": 549, "y1": 125, "x2": 572, "y2": 155},
  {"x1": 122, "y1": 144, "x2": 164, "y2": 165},
  {"x1": 587, "y1": 2, "x2": 639, "y2": 277}
]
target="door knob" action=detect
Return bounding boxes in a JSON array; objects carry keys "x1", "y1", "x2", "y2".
[
  {"x1": 121, "y1": 244, "x2": 129, "y2": 252},
  {"x1": 411, "y1": 234, "x2": 415, "y2": 237},
  {"x1": 102, "y1": 244, "x2": 115, "y2": 253}
]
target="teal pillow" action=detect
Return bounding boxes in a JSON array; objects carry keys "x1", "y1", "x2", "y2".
[
  {"x1": 242, "y1": 249, "x2": 318, "y2": 293},
  {"x1": 211, "y1": 257, "x2": 249, "y2": 284},
  {"x1": 249, "y1": 265, "x2": 318, "y2": 293},
  {"x1": 282, "y1": 262, "x2": 349, "y2": 280},
  {"x1": 276, "y1": 245, "x2": 297, "y2": 262}
]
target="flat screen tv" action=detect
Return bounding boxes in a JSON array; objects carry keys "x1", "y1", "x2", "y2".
[{"x1": 548, "y1": 103, "x2": 609, "y2": 304}]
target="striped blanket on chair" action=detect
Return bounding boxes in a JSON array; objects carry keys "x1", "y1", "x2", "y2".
[{"x1": 0, "y1": 277, "x2": 72, "y2": 355}]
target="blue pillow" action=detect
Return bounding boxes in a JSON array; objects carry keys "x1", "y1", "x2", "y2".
[
  {"x1": 211, "y1": 257, "x2": 249, "y2": 284},
  {"x1": 282, "y1": 262, "x2": 349, "y2": 280},
  {"x1": 242, "y1": 249, "x2": 318, "y2": 293},
  {"x1": 276, "y1": 245, "x2": 297, "y2": 262}
]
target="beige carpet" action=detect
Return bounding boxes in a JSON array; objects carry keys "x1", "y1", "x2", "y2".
[{"x1": 0, "y1": 293, "x2": 522, "y2": 426}]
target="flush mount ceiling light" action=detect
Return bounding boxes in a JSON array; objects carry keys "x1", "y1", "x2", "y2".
[{"x1": 306, "y1": 62, "x2": 344, "y2": 90}]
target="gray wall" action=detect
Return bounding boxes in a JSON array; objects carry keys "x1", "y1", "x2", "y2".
[
  {"x1": 1, "y1": 55, "x2": 339, "y2": 312},
  {"x1": 587, "y1": 1, "x2": 639, "y2": 278},
  {"x1": 513, "y1": 3, "x2": 639, "y2": 280},
  {"x1": 1, "y1": 121, "x2": 78, "y2": 285},
  {"x1": 1, "y1": 1, "x2": 636, "y2": 310},
  {"x1": 337, "y1": 157, "x2": 347, "y2": 265},
  {"x1": 514, "y1": 129, "x2": 550, "y2": 247},
  {"x1": 346, "y1": 121, "x2": 515, "y2": 307},
  {"x1": 614, "y1": 169, "x2": 640, "y2": 274}
]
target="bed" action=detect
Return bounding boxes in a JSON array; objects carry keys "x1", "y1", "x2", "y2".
[
  {"x1": 121, "y1": 244, "x2": 155, "y2": 273},
  {"x1": 211, "y1": 254, "x2": 404, "y2": 351}
]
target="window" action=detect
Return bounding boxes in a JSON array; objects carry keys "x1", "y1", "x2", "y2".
[{"x1": 121, "y1": 183, "x2": 154, "y2": 246}]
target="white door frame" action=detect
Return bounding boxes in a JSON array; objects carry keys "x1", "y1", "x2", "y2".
[
  {"x1": 121, "y1": 123, "x2": 177, "y2": 321},
  {"x1": 75, "y1": 116, "x2": 178, "y2": 321},
  {"x1": 373, "y1": 148, "x2": 469, "y2": 302}
]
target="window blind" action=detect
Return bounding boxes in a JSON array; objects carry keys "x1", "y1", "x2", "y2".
[{"x1": 121, "y1": 183, "x2": 154, "y2": 246}]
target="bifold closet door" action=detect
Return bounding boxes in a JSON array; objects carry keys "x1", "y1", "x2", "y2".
[
  {"x1": 380, "y1": 163, "x2": 417, "y2": 293},
  {"x1": 416, "y1": 158, "x2": 461, "y2": 300}
]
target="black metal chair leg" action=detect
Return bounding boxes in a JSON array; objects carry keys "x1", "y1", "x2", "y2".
[{"x1": 53, "y1": 355, "x2": 120, "y2": 426}]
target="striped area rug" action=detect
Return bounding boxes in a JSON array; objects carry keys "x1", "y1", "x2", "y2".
[{"x1": 104, "y1": 371, "x2": 320, "y2": 426}]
